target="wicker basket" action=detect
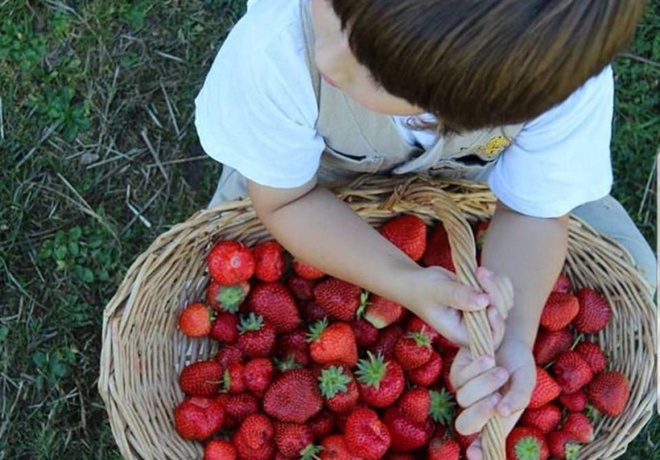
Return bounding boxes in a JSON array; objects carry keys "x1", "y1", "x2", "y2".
[{"x1": 99, "y1": 174, "x2": 656, "y2": 460}]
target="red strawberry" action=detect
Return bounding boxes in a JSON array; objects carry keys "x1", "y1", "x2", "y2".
[
  {"x1": 383, "y1": 406, "x2": 434, "y2": 453},
  {"x1": 350, "y1": 319, "x2": 379, "y2": 347},
  {"x1": 506, "y1": 426, "x2": 549, "y2": 460},
  {"x1": 398, "y1": 387, "x2": 431, "y2": 424},
  {"x1": 247, "y1": 282, "x2": 301, "y2": 333},
  {"x1": 454, "y1": 428, "x2": 479, "y2": 452},
  {"x1": 173, "y1": 397, "x2": 224, "y2": 441},
  {"x1": 429, "y1": 389, "x2": 456, "y2": 426},
  {"x1": 214, "y1": 343, "x2": 244, "y2": 368},
  {"x1": 242, "y1": 357, "x2": 274, "y2": 396},
  {"x1": 434, "y1": 333, "x2": 460, "y2": 353},
  {"x1": 222, "y1": 362, "x2": 246, "y2": 394},
  {"x1": 368, "y1": 324, "x2": 404, "y2": 359},
  {"x1": 320, "y1": 434, "x2": 361, "y2": 459},
  {"x1": 380, "y1": 214, "x2": 427, "y2": 262},
  {"x1": 573, "y1": 287, "x2": 612, "y2": 333},
  {"x1": 408, "y1": 351, "x2": 442, "y2": 387},
  {"x1": 287, "y1": 274, "x2": 316, "y2": 301},
  {"x1": 216, "y1": 392, "x2": 259, "y2": 429},
  {"x1": 207, "y1": 240, "x2": 255, "y2": 285},
  {"x1": 319, "y1": 365, "x2": 360, "y2": 413},
  {"x1": 308, "y1": 410, "x2": 335, "y2": 441},
  {"x1": 520, "y1": 404, "x2": 562, "y2": 433},
  {"x1": 533, "y1": 327, "x2": 574, "y2": 365},
  {"x1": 278, "y1": 328, "x2": 311, "y2": 368},
  {"x1": 178, "y1": 303, "x2": 212, "y2": 337},
  {"x1": 314, "y1": 278, "x2": 366, "y2": 321},
  {"x1": 586, "y1": 370, "x2": 630, "y2": 416},
  {"x1": 355, "y1": 352, "x2": 405, "y2": 408},
  {"x1": 344, "y1": 407, "x2": 392, "y2": 460},
  {"x1": 252, "y1": 240, "x2": 285, "y2": 282},
  {"x1": 574, "y1": 341, "x2": 607, "y2": 374},
  {"x1": 558, "y1": 390, "x2": 588, "y2": 412},
  {"x1": 528, "y1": 367, "x2": 561, "y2": 409},
  {"x1": 237, "y1": 313, "x2": 276, "y2": 358},
  {"x1": 540, "y1": 292, "x2": 579, "y2": 331},
  {"x1": 274, "y1": 422, "x2": 317, "y2": 458},
  {"x1": 421, "y1": 222, "x2": 455, "y2": 272},
  {"x1": 264, "y1": 369, "x2": 324, "y2": 423},
  {"x1": 232, "y1": 413, "x2": 275, "y2": 460},
  {"x1": 179, "y1": 361, "x2": 223, "y2": 397},
  {"x1": 385, "y1": 454, "x2": 416, "y2": 460},
  {"x1": 206, "y1": 280, "x2": 250, "y2": 313},
  {"x1": 209, "y1": 311, "x2": 239, "y2": 344},
  {"x1": 204, "y1": 439, "x2": 237, "y2": 460},
  {"x1": 302, "y1": 301, "x2": 328, "y2": 324},
  {"x1": 546, "y1": 431, "x2": 580, "y2": 460},
  {"x1": 562, "y1": 412, "x2": 594, "y2": 443},
  {"x1": 552, "y1": 351, "x2": 594, "y2": 394},
  {"x1": 293, "y1": 259, "x2": 326, "y2": 280},
  {"x1": 363, "y1": 294, "x2": 405, "y2": 329},
  {"x1": 308, "y1": 320, "x2": 359, "y2": 367},
  {"x1": 552, "y1": 273, "x2": 572, "y2": 293},
  {"x1": 428, "y1": 436, "x2": 460, "y2": 460},
  {"x1": 406, "y1": 316, "x2": 440, "y2": 341},
  {"x1": 442, "y1": 348, "x2": 459, "y2": 395},
  {"x1": 394, "y1": 331, "x2": 433, "y2": 370}
]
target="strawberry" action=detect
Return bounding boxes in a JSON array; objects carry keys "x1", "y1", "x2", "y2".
[
  {"x1": 204, "y1": 439, "x2": 237, "y2": 460},
  {"x1": 586, "y1": 371, "x2": 630, "y2": 416},
  {"x1": 533, "y1": 327, "x2": 573, "y2": 365},
  {"x1": 302, "y1": 301, "x2": 328, "y2": 324},
  {"x1": 398, "y1": 387, "x2": 431, "y2": 423},
  {"x1": 309, "y1": 410, "x2": 335, "y2": 441},
  {"x1": 278, "y1": 328, "x2": 311, "y2": 368},
  {"x1": 540, "y1": 292, "x2": 579, "y2": 331},
  {"x1": 368, "y1": 324, "x2": 404, "y2": 359},
  {"x1": 206, "y1": 280, "x2": 250, "y2": 313},
  {"x1": 394, "y1": 331, "x2": 433, "y2": 370},
  {"x1": 406, "y1": 316, "x2": 440, "y2": 341},
  {"x1": 442, "y1": 348, "x2": 459, "y2": 395},
  {"x1": 407, "y1": 351, "x2": 442, "y2": 387},
  {"x1": 546, "y1": 431, "x2": 580, "y2": 460},
  {"x1": 216, "y1": 392, "x2": 259, "y2": 429},
  {"x1": 287, "y1": 274, "x2": 317, "y2": 301},
  {"x1": 552, "y1": 273, "x2": 572, "y2": 293},
  {"x1": 454, "y1": 428, "x2": 479, "y2": 452},
  {"x1": 344, "y1": 407, "x2": 392, "y2": 459},
  {"x1": 428, "y1": 436, "x2": 460, "y2": 460},
  {"x1": 232, "y1": 413, "x2": 275, "y2": 460},
  {"x1": 243, "y1": 357, "x2": 274, "y2": 397},
  {"x1": 380, "y1": 213, "x2": 427, "y2": 262},
  {"x1": 558, "y1": 390, "x2": 588, "y2": 412},
  {"x1": 252, "y1": 240, "x2": 285, "y2": 282},
  {"x1": 574, "y1": 341, "x2": 607, "y2": 374},
  {"x1": 528, "y1": 366, "x2": 561, "y2": 409},
  {"x1": 214, "y1": 343, "x2": 244, "y2": 368},
  {"x1": 274, "y1": 422, "x2": 317, "y2": 458},
  {"x1": 173, "y1": 397, "x2": 224, "y2": 441},
  {"x1": 573, "y1": 287, "x2": 612, "y2": 333},
  {"x1": 362, "y1": 294, "x2": 405, "y2": 329},
  {"x1": 264, "y1": 369, "x2": 324, "y2": 423},
  {"x1": 179, "y1": 361, "x2": 223, "y2": 397},
  {"x1": 429, "y1": 388, "x2": 456, "y2": 426},
  {"x1": 247, "y1": 282, "x2": 302, "y2": 333},
  {"x1": 178, "y1": 302, "x2": 212, "y2": 337},
  {"x1": 350, "y1": 319, "x2": 379, "y2": 347},
  {"x1": 552, "y1": 351, "x2": 593, "y2": 394},
  {"x1": 383, "y1": 406, "x2": 434, "y2": 453},
  {"x1": 209, "y1": 311, "x2": 239, "y2": 344},
  {"x1": 314, "y1": 278, "x2": 366, "y2": 321},
  {"x1": 293, "y1": 259, "x2": 326, "y2": 280},
  {"x1": 562, "y1": 412, "x2": 594, "y2": 443},
  {"x1": 385, "y1": 454, "x2": 416, "y2": 460},
  {"x1": 308, "y1": 319, "x2": 359, "y2": 367},
  {"x1": 320, "y1": 434, "x2": 360, "y2": 459},
  {"x1": 222, "y1": 362, "x2": 246, "y2": 394},
  {"x1": 520, "y1": 404, "x2": 562, "y2": 433},
  {"x1": 434, "y1": 333, "x2": 460, "y2": 353},
  {"x1": 207, "y1": 240, "x2": 255, "y2": 285},
  {"x1": 319, "y1": 365, "x2": 360, "y2": 413},
  {"x1": 355, "y1": 352, "x2": 406, "y2": 408},
  {"x1": 421, "y1": 222, "x2": 455, "y2": 272},
  {"x1": 237, "y1": 313, "x2": 276, "y2": 358},
  {"x1": 505, "y1": 426, "x2": 549, "y2": 460}
]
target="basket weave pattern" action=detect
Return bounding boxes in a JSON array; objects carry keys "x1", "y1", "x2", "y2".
[{"x1": 99, "y1": 174, "x2": 656, "y2": 459}]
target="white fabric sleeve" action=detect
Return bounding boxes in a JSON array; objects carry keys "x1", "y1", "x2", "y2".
[
  {"x1": 488, "y1": 66, "x2": 615, "y2": 218},
  {"x1": 194, "y1": 15, "x2": 324, "y2": 189}
]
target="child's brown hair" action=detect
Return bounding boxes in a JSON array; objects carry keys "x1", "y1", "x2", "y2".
[{"x1": 330, "y1": 0, "x2": 648, "y2": 132}]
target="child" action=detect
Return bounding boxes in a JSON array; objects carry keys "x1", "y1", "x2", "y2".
[{"x1": 195, "y1": 0, "x2": 655, "y2": 456}]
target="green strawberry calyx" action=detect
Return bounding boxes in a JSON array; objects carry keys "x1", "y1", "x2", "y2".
[
  {"x1": 565, "y1": 442, "x2": 580, "y2": 460},
  {"x1": 238, "y1": 312, "x2": 264, "y2": 333},
  {"x1": 406, "y1": 331, "x2": 432, "y2": 348},
  {"x1": 429, "y1": 388, "x2": 456, "y2": 425},
  {"x1": 274, "y1": 354, "x2": 303, "y2": 372},
  {"x1": 355, "y1": 290, "x2": 371, "y2": 318},
  {"x1": 355, "y1": 351, "x2": 388, "y2": 390},
  {"x1": 299, "y1": 444, "x2": 323, "y2": 460},
  {"x1": 514, "y1": 435, "x2": 543, "y2": 460},
  {"x1": 215, "y1": 282, "x2": 248, "y2": 313},
  {"x1": 319, "y1": 365, "x2": 351, "y2": 398},
  {"x1": 307, "y1": 318, "x2": 329, "y2": 343}
]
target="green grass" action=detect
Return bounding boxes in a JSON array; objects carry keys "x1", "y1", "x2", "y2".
[{"x1": 0, "y1": 0, "x2": 658, "y2": 459}]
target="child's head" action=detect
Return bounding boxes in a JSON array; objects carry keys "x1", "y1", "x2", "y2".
[{"x1": 315, "y1": 0, "x2": 647, "y2": 132}]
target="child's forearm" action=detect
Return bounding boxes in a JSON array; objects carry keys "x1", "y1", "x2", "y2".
[{"x1": 481, "y1": 202, "x2": 569, "y2": 348}]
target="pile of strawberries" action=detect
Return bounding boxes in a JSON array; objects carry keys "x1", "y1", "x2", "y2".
[{"x1": 173, "y1": 214, "x2": 630, "y2": 460}]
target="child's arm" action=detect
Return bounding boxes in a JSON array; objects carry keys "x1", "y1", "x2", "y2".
[{"x1": 247, "y1": 177, "x2": 499, "y2": 346}]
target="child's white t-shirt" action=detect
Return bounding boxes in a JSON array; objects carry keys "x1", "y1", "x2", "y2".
[{"x1": 195, "y1": 0, "x2": 614, "y2": 218}]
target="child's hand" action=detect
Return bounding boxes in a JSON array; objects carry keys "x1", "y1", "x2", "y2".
[{"x1": 450, "y1": 340, "x2": 536, "y2": 460}]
